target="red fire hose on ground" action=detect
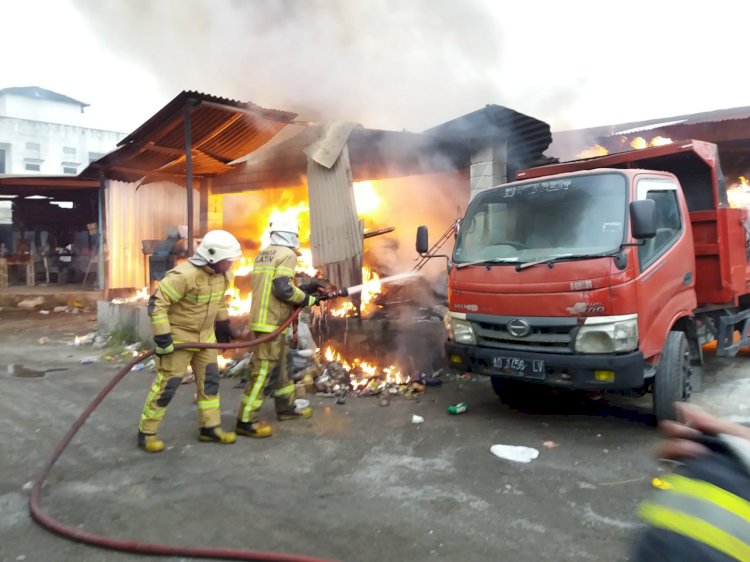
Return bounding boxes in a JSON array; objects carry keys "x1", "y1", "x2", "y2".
[{"x1": 29, "y1": 308, "x2": 338, "y2": 562}]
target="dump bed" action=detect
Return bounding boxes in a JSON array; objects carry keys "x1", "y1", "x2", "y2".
[{"x1": 516, "y1": 140, "x2": 750, "y2": 307}]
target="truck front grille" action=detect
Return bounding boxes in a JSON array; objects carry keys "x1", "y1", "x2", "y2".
[{"x1": 471, "y1": 315, "x2": 576, "y2": 354}]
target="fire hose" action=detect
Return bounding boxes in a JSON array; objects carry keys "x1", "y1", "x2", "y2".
[{"x1": 28, "y1": 292, "x2": 348, "y2": 562}]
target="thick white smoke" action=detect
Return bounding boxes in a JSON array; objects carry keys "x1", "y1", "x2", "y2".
[{"x1": 70, "y1": 0, "x2": 514, "y2": 131}]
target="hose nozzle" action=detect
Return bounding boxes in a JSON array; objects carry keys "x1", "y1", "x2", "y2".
[{"x1": 318, "y1": 287, "x2": 349, "y2": 301}]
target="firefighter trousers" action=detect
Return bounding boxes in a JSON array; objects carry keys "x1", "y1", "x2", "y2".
[
  {"x1": 138, "y1": 347, "x2": 222, "y2": 435},
  {"x1": 237, "y1": 333, "x2": 295, "y2": 423}
]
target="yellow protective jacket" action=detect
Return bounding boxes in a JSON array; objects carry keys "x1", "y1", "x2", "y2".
[
  {"x1": 149, "y1": 261, "x2": 229, "y2": 344},
  {"x1": 248, "y1": 244, "x2": 310, "y2": 333}
]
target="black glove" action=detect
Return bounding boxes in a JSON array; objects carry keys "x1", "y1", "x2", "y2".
[
  {"x1": 154, "y1": 333, "x2": 174, "y2": 356},
  {"x1": 304, "y1": 294, "x2": 320, "y2": 307},
  {"x1": 214, "y1": 319, "x2": 233, "y2": 343},
  {"x1": 299, "y1": 279, "x2": 326, "y2": 296}
]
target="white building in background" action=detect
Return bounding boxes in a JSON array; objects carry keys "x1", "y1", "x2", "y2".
[{"x1": 0, "y1": 86, "x2": 125, "y2": 175}]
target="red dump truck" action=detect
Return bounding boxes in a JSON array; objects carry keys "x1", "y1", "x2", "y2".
[{"x1": 417, "y1": 140, "x2": 750, "y2": 420}]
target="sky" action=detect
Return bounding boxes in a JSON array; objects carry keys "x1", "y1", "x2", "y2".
[{"x1": 2, "y1": 0, "x2": 749, "y2": 135}]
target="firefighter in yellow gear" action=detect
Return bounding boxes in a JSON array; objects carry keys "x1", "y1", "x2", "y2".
[
  {"x1": 236, "y1": 219, "x2": 317, "y2": 438},
  {"x1": 633, "y1": 404, "x2": 750, "y2": 561},
  {"x1": 137, "y1": 230, "x2": 242, "y2": 453}
]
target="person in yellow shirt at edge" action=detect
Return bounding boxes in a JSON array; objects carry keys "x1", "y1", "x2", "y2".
[
  {"x1": 236, "y1": 219, "x2": 319, "y2": 438},
  {"x1": 137, "y1": 230, "x2": 242, "y2": 453}
]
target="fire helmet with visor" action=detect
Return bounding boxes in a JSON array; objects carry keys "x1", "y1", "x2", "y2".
[{"x1": 195, "y1": 230, "x2": 242, "y2": 264}]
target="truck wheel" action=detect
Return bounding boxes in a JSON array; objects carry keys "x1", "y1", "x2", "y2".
[{"x1": 653, "y1": 331, "x2": 692, "y2": 422}]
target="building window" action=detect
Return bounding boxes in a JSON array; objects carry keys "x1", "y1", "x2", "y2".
[
  {"x1": 0, "y1": 148, "x2": 5, "y2": 174},
  {"x1": 25, "y1": 162, "x2": 41, "y2": 172},
  {"x1": 63, "y1": 166, "x2": 78, "y2": 175},
  {"x1": 63, "y1": 146, "x2": 76, "y2": 157},
  {"x1": 0, "y1": 201, "x2": 12, "y2": 225},
  {"x1": 25, "y1": 142, "x2": 41, "y2": 158},
  {"x1": 88, "y1": 152, "x2": 104, "y2": 164}
]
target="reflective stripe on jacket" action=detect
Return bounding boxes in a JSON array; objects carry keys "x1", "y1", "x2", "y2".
[
  {"x1": 248, "y1": 245, "x2": 306, "y2": 333},
  {"x1": 149, "y1": 261, "x2": 229, "y2": 343},
  {"x1": 634, "y1": 433, "x2": 750, "y2": 562}
]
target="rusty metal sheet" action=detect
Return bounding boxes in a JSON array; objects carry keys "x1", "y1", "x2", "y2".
[{"x1": 307, "y1": 142, "x2": 362, "y2": 289}]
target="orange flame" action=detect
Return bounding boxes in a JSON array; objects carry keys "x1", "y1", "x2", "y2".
[
  {"x1": 577, "y1": 145, "x2": 609, "y2": 158},
  {"x1": 322, "y1": 345, "x2": 407, "y2": 391},
  {"x1": 630, "y1": 136, "x2": 674, "y2": 150},
  {"x1": 728, "y1": 176, "x2": 750, "y2": 210},
  {"x1": 217, "y1": 354, "x2": 231, "y2": 370},
  {"x1": 222, "y1": 179, "x2": 390, "y2": 318},
  {"x1": 329, "y1": 266, "x2": 382, "y2": 317},
  {"x1": 112, "y1": 287, "x2": 149, "y2": 304}
]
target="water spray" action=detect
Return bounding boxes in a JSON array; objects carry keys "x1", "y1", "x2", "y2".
[{"x1": 318, "y1": 272, "x2": 421, "y2": 300}]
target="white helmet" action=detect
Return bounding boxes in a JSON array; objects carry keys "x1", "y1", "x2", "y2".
[
  {"x1": 195, "y1": 230, "x2": 242, "y2": 264},
  {"x1": 269, "y1": 219, "x2": 299, "y2": 235}
]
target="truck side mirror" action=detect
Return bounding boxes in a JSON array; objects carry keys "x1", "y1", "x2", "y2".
[
  {"x1": 630, "y1": 199, "x2": 656, "y2": 239},
  {"x1": 416, "y1": 225, "x2": 429, "y2": 254}
]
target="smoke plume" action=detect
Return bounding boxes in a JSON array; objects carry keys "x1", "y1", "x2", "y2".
[{"x1": 70, "y1": 0, "x2": 515, "y2": 131}]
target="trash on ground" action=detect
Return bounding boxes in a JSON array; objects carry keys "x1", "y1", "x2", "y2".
[
  {"x1": 53, "y1": 306, "x2": 68, "y2": 313},
  {"x1": 39, "y1": 309, "x2": 50, "y2": 315},
  {"x1": 420, "y1": 373, "x2": 443, "y2": 386},
  {"x1": 379, "y1": 396, "x2": 390, "y2": 407},
  {"x1": 17, "y1": 297, "x2": 45, "y2": 310},
  {"x1": 131, "y1": 363, "x2": 145, "y2": 371},
  {"x1": 412, "y1": 414, "x2": 424, "y2": 424},
  {"x1": 490, "y1": 444, "x2": 539, "y2": 463},
  {"x1": 80, "y1": 357, "x2": 96, "y2": 365},
  {"x1": 543, "y1": 441, "x2": 559, "y2": 448},
  {"x1": 447, "y1": 402, "x2": 469, "y2": 415},
  {"x1": 68, "y1": 332, "x2": 97, "y2": 347},
  {"x1": 294, "y1": 398, "x2": 310, "y2": 413},
  {"x1": 7, "y1": 364, "x2": 45, "y2": 378},
  {"x1": 38, "y1": 337, "x2": 49, "y2": 345}
]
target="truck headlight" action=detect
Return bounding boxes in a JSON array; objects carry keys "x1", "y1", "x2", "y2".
[
  {"x1": 574, "y1": 315, "x2": 638, "y2": 353},
  {"x1": 450, "y1": 317, "x2": 476, "y2": 345}
]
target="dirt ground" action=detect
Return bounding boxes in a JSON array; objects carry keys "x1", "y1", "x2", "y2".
[{"x1": 1, "y1": 307, "x2": 749, "y2": 562}]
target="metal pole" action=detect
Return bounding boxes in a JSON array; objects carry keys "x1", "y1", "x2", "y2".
[
  {"x1": 184, "y1": 104, "x2": 194, "y2": 253},
  {"x1": 98, "y1": 176, "x2": 106, "y2": 292}
]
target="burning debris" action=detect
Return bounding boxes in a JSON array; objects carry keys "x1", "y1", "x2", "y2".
[
  {"x1": 316, "y1": 346, "x2": 413, "y2": 398},
  {"x1": 577, "y1": 135, "x2": 674, "y2": 158},
  {"x1": 728, "y1": 175, "x2": 750, "y2": 210}
]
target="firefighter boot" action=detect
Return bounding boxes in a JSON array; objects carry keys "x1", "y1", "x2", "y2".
[
  {"x1": 277, "y1": 406, "x2": 313, "y2": 421},
  {"x1": 199, "y1": 426, "x2": 237, "y2": 444},
  {"x1": 235, "y1": 420, "x2": 273, "y2": 438},
  {"x1": 138, "y1": 431, "x2": 165, "y2": 453}
]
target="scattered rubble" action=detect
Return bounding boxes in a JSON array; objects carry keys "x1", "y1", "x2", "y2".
[
  {"x1": 543, "y1": 441, "x2": 559, "y2": 449},
  {"x1": 412, "y1": 414, "x2": 425, "y2": 424}
]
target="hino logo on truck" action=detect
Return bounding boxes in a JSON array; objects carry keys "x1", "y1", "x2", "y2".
[
  {"x1": 566, "y1": 302, "x2": 606, "y2": 314},
  {"x1": 507, "y1": 318, "x2": 531, "y2": 337}
]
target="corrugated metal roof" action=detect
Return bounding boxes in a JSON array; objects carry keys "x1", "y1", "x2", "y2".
[
  {"x1": 0, "y1": 86, "x2": 89, "y2": 107},
  {"x1": 213, "y1": 123, "x2": 475, "y2": 194},
  {"x1": 81, "y1": 91, "x2": 297, "y2": 182},
  {"x1": 550, "y1": 105, "x2": 750, "y2": 161},
  {"x1": 0, "y1": 175, "x2": 98, "y2": 190},
  {"x1": 423, "y1": 104, "x2": 552, "y2": 171}
]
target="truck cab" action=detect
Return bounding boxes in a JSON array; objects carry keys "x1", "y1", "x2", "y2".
[{"x1": 418, "y1": 140, "x2": 750, "y2": 421}]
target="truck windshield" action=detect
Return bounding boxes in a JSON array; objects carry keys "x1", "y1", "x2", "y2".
[{"x1": 453, "y1": 172, "x2": 628, "y2": 265}]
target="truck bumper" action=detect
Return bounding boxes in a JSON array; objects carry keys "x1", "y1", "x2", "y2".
[{"x1": 445, "y1": 342, "x2": 646, "y2": 391}]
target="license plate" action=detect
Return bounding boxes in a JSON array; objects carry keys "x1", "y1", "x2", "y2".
[{"x1": 492, "y1": 356, "x2": 545, "y2": 379}]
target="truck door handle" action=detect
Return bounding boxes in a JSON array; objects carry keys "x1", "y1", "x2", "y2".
[{"x1": 683, "y1": 271, "x2": 693, "y2": 285}]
